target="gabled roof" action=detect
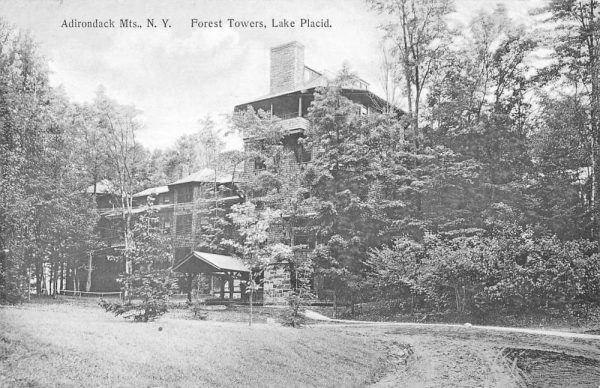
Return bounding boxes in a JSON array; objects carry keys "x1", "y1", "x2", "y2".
[
  {"x1": 133, "y1": 185, "x2": 169, "y2": 198},
  {"x1": 172, "y1": 251, "x2": 249, "y2": 274},
  {"x1": 169, "y1": 168, "x2": 240, "y2": 186}
]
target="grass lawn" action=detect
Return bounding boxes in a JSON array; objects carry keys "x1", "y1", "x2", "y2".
[
  {"x1": 0, "y1": 299, "x2": 388, "y2": 387},
  {"x1": 3, "y1": 298, "x2": 599, "y2": 387}
]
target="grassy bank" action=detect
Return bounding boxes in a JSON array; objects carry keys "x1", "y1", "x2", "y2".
[{"x1": 0, "y1": 300, "x2": 386, "y2": 387}]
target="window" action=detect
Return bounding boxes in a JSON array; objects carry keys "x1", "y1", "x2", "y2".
[
  {"x1": 295, "y1": 143, "x2": 312, "y2": 164},
  {"x1": 358, "y1": 104, "x2": 368, "y2": 116},
  {"x1": 162, "y1": 216, "x2": 172, "y2": 234},
  {"x1": 175, "y1": 214, "x2": 192, "y2": 235},
  {"x1": 293, "y1": 230, "x2": 315, "y2": 249},
  {"x1": 177, "y1": 186, "x2": 193, "y2": 203},
  {"x1": 254, "y1": 158, "x2": 266, "y2": 171}
]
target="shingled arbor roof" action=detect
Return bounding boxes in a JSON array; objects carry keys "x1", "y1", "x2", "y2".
[{"x1": 172, "y1": 251, "x2": 249, "y2": 277}]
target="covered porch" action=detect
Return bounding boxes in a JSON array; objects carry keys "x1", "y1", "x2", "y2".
[{"x1": 172, "y1": 251, "x2": 255, "y2": 302}]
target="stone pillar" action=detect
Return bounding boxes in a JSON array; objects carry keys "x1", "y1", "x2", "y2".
[{"x1": 263, "y1": 262, "x2": 292, "y2": 305}]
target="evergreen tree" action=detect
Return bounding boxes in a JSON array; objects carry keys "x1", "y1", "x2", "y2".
[
  {"x1": 301, "y1": 71, "x2": 411, "y2": 306},
  {"x1": 424, "y1": 7, "x2": 536, "y2": 234},
  {"x1": 100, "y1": 202, "x2": 177, "y2": 322},
  {"x1": 538, "y1": 0, "x2": 600, "y2": 243}
]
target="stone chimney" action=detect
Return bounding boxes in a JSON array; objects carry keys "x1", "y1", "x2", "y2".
[{"x1": 270, "y1": 41, "x2": 305, "y2": 94}]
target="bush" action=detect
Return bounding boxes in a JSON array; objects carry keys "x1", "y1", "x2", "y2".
[
  {"x1": 100, "y1": 269, "x2": 178, "y2": 322},
  {"x1": 280, "y1": 290, "x2": 314, "y2": 327},
  {"x1": 100, "y1": 207, "x2": 177, "y2": 322},
  {"x1": 100, "y1": 298, "x2": 168, "y2": 322},
  {"x1": 188, "y1": 300, "x2": 208, "y2": 320},
  {"x1": 0, "y1": 270, "x2": 25, "y2": 305},
  {"x1": 0, "y1": 251, "x2": 26, "y2": 305},
  {"x1": 367, "y1": 227, "x2": 600, "y2": 317}
]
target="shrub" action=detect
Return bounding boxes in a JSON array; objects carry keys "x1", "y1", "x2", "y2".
[
  {"x1": 189, "y1": 300, "x2": 208, "y2": 320},
  {"x1": 100, "y1": 269, "x2": 177, "y2": 322},
  {"x1": 100, "y1": 205, "x2": 177, "y2": 322},
  {"x1": 280, "y1": 289, "x2": 315, "y2": 327},
  {"x1": 367, "y1": 227, "x2": 600, "y2": 317},
  {"x1": 0, "y1": 267, "x2": 25, "y2": 305}
]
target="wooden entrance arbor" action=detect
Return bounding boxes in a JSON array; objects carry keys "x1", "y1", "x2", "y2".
[{"x1": 172, "y1": 251, "x2": 250, "y2": 302}]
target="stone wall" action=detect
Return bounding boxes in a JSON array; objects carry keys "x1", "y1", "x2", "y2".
[{"x1": 263, "y1": 262, "x2": 292, "y2": 305}]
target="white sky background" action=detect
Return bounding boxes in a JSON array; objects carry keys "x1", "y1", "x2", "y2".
[{"x1": 1, "y1": 0, "x2": 544, "y2": 151}]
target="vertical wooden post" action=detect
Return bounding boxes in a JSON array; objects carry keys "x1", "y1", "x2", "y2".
[
  {"x1": 220, "y1": 276, "x2": 225, "y2": 299},
  {"x1": 240, "y1": 273, "x2": 247, "y2": 303},
  {"x1": 187, "y1": 273, "x2": 194, "y2": 303}
]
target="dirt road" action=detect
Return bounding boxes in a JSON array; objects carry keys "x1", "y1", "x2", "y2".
[{"x1": 312, "y1": 318, "x2": 600, "y2": 387}]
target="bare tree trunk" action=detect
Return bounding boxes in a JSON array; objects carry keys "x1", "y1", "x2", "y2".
[
  {"x1": 73, "y1": 267, "x2": 79, "y2": 292},
  {"x1": 35, "y1": 261, "x2": 41, "y2": 295},
  {"x1": 53, "y1": 262, "x2": 58, "y2": 297},
  {"x1": 249, "y1": 285, "x2": 253, "y2": 327},
  {"x1": 59, "y1": 262, "x2": 64, "y2": 293},
  {"x1": 26, "y1": 266, "x2": 31, "y2": 301},
  {"x1": 48, "y1": 263, "x2": 54, "y2": 296},
  {"x1": 585, "y1": 0, "x2": 600, "y2": 248},
  {"x1": 249, "y1": 269, "x2": 254, "y2": 327},
  {"x1": 41, "y1": 264, "x2": 47, "y2": 296},
  {"x1": 333, "y1": 293, "x2": 337, "y2": 319},
  {"x1": 592, "y1": 138, "x2": 597, "y2": 239},
  {"x1": 85, "y1": 252, "x2": 93, "y2": 292}
]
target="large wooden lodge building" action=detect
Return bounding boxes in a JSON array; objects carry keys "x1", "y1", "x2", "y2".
[{"x1": 74, "y1": 42, "x2": 389, "y2": 304}]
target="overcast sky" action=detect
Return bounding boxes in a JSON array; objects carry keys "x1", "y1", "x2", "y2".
[{"x1": 0, "y1": 0, "x2": 543, "y2": 150}]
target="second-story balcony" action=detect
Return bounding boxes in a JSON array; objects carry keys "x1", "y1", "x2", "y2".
[
  {"x1": 279, "y1": 115, "x2": 309, "y2": 134},
  {"x1": 242, "y1": 114, "x2": 310, "y2": 141}
]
